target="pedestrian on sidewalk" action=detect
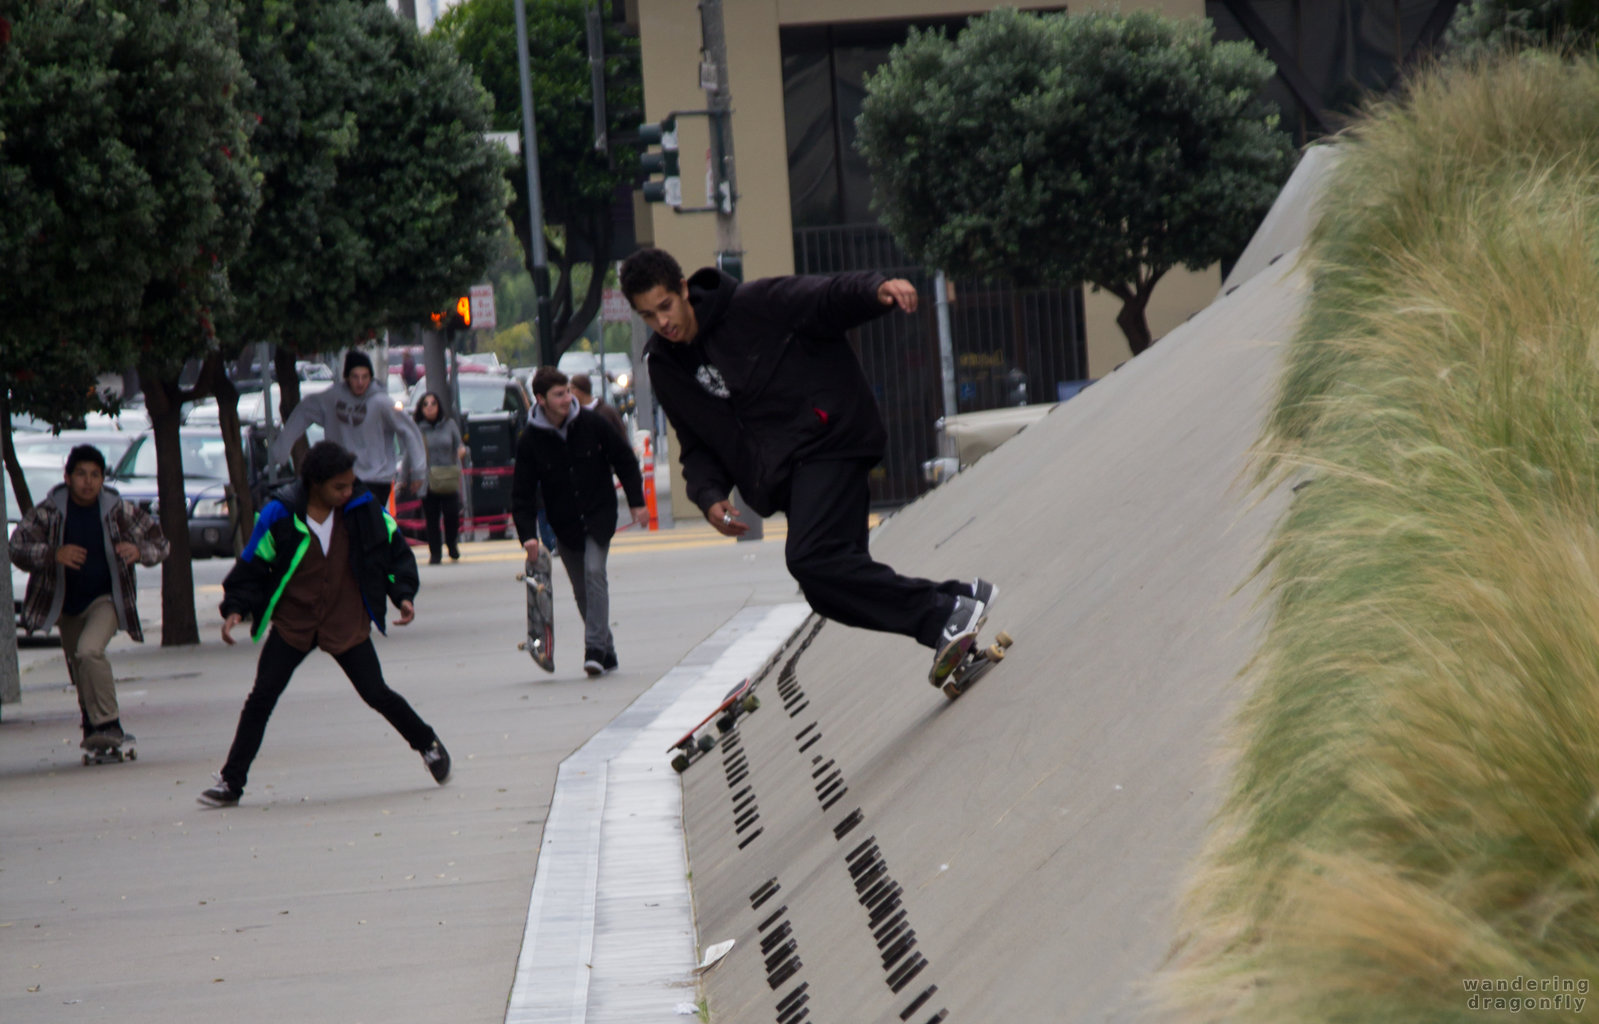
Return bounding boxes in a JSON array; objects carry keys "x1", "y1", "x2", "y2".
[
  {"x1": 8, "y1": 445, "x2": 169, "y2": 752},
  {"x1": 619, "y1": 247, "x2": 997, "y2": 685},
  {"x1": 568, "y1": 372, "x2": 628, "y2": 441},
  {"x1": 199, "y1": 441, "x2": 449, "y2": 807},
  {"x1": 413, "y1": 391, "x2": 466, "y2": 564},
  {"x1": 268, "y1": 350, "x2": 427, "y2": 509},
  {"x1": 511, "y1": 367, "x2": 648, "y2": 677}
]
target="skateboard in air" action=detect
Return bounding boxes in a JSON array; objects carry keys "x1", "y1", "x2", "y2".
[
  {"x1": 82, "y1": 734, "x2": 137, "y2": 766},
  {"x1": 669, "y1": 677, "x2": 759, "y2": 773},
  {"x1": 931, "y1": 616, "x2": 1014, "y2": 700},
  {"x1": 516, "y1": 546, "x2": 555, "y2": 673}
]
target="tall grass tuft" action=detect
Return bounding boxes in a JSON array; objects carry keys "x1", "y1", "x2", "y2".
[{"x1": 1168, "y1": 54, "x2": 1599, "y2": 1022}]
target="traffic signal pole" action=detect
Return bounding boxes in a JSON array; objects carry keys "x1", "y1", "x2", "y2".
[
  {"x1": 514, "y1": 0, "x2": 557, "y2": 367},
  {"x1": 698, "y1": 0, "x2": 741, "y2": 282}
]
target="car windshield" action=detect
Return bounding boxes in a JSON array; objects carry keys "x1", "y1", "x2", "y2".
[
  {"x1": 5, "y1": 465, "x2": 63, "y2": 519},
  {"x1": 120, "y1": 435, "x2": 230, "y2": 479},
  {"x1": 459, "y1": 383, "x2": 520, "y2": 415},
  {"x1": 13, "y1": 433, "x2": 139, "y2": 468}
]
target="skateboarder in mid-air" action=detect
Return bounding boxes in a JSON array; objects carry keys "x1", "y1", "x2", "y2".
[
  {"x1": 199, "y1": 441, "x2": 449, "y2": 807},
  {"x1": 619, "y1": 248, "x2": 996, "y2": 684}
]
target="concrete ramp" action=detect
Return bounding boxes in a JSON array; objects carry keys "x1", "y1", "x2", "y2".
[{"x1": 679, "y1": 255, "x2": 1309, "y2": 1023}]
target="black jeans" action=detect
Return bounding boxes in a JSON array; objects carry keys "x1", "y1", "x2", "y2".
[
  {"x1": 220, "y1": 631, "x2": 437, "y2": 792},
  {"x1": 784, "y1": 458, "x2": 968, "y2": 648},
  {"x1": 422, "y1": 491, "x2": 461, "y2": 560}
]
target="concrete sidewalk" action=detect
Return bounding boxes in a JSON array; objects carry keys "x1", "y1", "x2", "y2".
[{"x1": 2, "y1": 522, "x2": 799, "y2": 1023}]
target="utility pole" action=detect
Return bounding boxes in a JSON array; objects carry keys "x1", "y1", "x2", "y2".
[
  {"x1": 696, "y1": 0, "x2": 759, "y2": 538},
  {"x1": 698, "y1": 0, "x2": 742, "y2": 282},
  {"x1": 515, "y1": 0, "x2": 558, "y2": 366}
]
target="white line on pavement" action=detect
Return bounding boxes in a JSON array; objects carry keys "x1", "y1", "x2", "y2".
[{"x1": 505, "y1": 601, "x2": 812, "y2": 1024}]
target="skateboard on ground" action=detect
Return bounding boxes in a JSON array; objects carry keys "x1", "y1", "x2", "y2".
[
  {"x1": 669, "y1": 677, "x2": 759, "y2": 773},
  {"x1": 931, "y1": 616, "x2": 1014, "y2": 700},
  {"x1": 516, "y1": 546, "x2": 555, "y2": 673},
  {"x1": 82, "y1": 734, "x2": 136, "y2": 766}
]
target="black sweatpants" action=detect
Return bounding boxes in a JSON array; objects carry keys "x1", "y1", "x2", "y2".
[
  {"x1": 220, "y1": 631, "x2": 437, "y2": 792},
  {"x1": 422, "y1": 491, "x2": 461, "y2": 559},
  {"x1": 783, "y1": 458, "x2": 969, "y2": 648}
]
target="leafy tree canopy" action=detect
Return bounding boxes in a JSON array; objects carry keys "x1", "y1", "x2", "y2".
[
  {"x1": 1446, "y1": 0, "x2": 1599, "y2": 58},
  {"x1": 856, "y1": 9, "x2": 1296, "y2": 354},
  {"x1": 433, "y1": 0, "x2": 639, "y2": 352}
]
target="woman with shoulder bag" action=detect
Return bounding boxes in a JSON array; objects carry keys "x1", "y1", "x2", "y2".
[{"x1": 415, "y1": 392, "x2": 466, "y2": 564}]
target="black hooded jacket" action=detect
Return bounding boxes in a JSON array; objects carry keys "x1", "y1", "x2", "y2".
[{"x1": 643, "y1": 268, "x2": 891, "y2": 516}]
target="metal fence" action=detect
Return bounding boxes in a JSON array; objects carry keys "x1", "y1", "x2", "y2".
[{"x1": 794, "y1": 224, "x2": 1087, "y2": 505}]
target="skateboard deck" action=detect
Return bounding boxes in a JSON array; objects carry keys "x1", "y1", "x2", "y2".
[
  {"x1": 669, "y1": 677, "x2": 759, "y2": 773},
  {"x1": 932, "y1": 619, "x2": 1014, "y2": 700},
  {"x1": 82, "y1": 734, "x2": 137, "y2": 766},
  {"x1": 517, "y1": 547, "x2": 555, "y2": 673}
]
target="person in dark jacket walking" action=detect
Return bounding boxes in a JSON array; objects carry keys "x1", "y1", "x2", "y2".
[
  {"x1": 568, "y1": 372, "x2": 628, "y2": 441},
  {"x1": 619, "y1": 247, "x2": 997, "y2": 685},
  {"x1": 198, "y1": 441, "x2": 449, "y2": 807},
  {"x1": 511, "y1": 367, "x2": 648, "y2": 676}
]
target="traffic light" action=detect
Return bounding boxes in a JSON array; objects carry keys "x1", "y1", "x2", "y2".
[
  {"x1": 430, "y1": 296, "x2": 472, "y2": 331},
  {"x1": 639, "y1": 116, "x2": 680, "y2": 207}
]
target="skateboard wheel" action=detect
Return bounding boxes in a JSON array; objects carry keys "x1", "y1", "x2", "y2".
[
  {"x1": 986, "y1": 645, "x2": 1006, "y2": 662},
  {"x1": 995, "y1": 630, "x2": 1013, "y2": 648},
  {"x1": 941, "y1": 681, "x2": 962, "y2": 700},
  {"x1": 518, "y1": 642, "x2": 527, "y2": 651},
  {"x1": 740, "y1": 694, "x2": 760, "y2": 714},
  {"x1": 671, "y1": 754, "x2": 690, "y2": 773},
  {"x1": 82, "y1": 754, "x2": 91, "y2": 766},
  {"x1": 697, "y1": 733, "x2": 715, "y2": 753},
  {"x1": 126, "y1": 749, "x2": 137, "y2": 762},
  {"x1": 715, "y1": 714, "x2": 734, "y2": 735}
]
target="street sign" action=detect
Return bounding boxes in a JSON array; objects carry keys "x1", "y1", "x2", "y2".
[
  {"x1": 469, "y1": 284, "x2": 497, "y2": 331},
  {"x1": 601, "y1": 288, "x2": 633, "y2": 323}
]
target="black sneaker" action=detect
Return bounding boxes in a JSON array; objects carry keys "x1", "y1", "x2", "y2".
[
  {"x1": 422, "y1": 740, "x2": 451, "y2": 783},
  {"x1": 601, "y1": 649, "x2": 618, "y2": 674},
  {"x1": 198, "y1": 775, "x2": 242, "y2": 807},
  {"x1": 929, "y1": 595, "x2": 985, "y2": 685},
  {"x1": 583, "y1": 647, "x2": 604, "y2": 677},
  {"x1": 969, "y1": 578, "x2": 998, "y2": 608},
  {"x1": 83, "y1": 725, "x2": 125, "y2": 752}
]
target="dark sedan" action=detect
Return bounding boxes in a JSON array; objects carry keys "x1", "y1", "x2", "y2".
[{"x1": 110, "y1": 430, "x2": 239, "y2": 558}]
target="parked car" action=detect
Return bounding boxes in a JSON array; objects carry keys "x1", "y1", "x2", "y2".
[
  {"x1": 184, "y1": 380, "x2": 334, "y2": 427},
  {"x1": 109, "y1": 429, "x2": 240, "y2": 558},
  {"x1": 12, "y1": 428, "x2": 143, "y2": 472},
  {"x1": 7, "y1": 457, "x2": 64, "y2": 639}
]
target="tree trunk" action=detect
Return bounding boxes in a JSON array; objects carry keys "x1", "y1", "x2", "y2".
[
  {"x1": 137, "y1": 369, "x2": 199, "y2": 647},
  {"x1": 273, "y1": 346, "x2": 309, "y2": 471},
  {"x1": 558, "y1": 215, "x2": 614, "y2": 353},
  {"x1": 0, "y1": 389, "x2": 33, "y2": 515},
  {"x1": 1115, "y1": 295, "x2": 1153, "y2": 356},
  {"x1": 212, "y1": 368, "x2": 254, "y2": 554}
]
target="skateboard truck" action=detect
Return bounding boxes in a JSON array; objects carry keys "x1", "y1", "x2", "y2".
[
  {"x1": 82, "y1": 735, "x2": 137, "y2": 766},
  {"x1": 939, "y1": 629, "x2": 1014, "y2": 700},
  {"x1": 669, "y1": 678, "x2": 759, "y2": 773}
]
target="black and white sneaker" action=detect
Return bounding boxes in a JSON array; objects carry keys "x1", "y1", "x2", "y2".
[
  {"x1": 583, "y1": 647, "x2": 605, "y2": 677},
  {"x1": 930, "y1": 595, "x2": 986, "y2": 685},
  {"x1": 969, "y1": 578, "x2": 998, "y2": 608},
  {"x1": 601, "y1": 649, "x2": 618, "y2": 674},
  {"x1": 198, "y1": 774, "x2": 242, "y2": 807},
  {"x1": 422, "y1": 740, "x2": 452, "y2": 784}
]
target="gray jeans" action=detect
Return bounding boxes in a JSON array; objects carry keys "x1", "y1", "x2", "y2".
[
  {"x1": 58, "y1": 595, "x2": 120, "y2": 727},
  {"x1": 556, "y1": 534, "x2": 612, "y2": 654}
]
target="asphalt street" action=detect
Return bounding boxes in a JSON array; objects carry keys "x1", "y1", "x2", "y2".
[{"x1": 2, "y1": 520, "x2": 799, "y2": 1024}]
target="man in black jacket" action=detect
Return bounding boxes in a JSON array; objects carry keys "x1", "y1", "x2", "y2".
[
  {"x1": 198, "y1": 441, "x2": 449, "y2": 807},
  {"x1": 512, "y1": 367, "x2": 648, "y2": 676},
  {"x1": 619, "y1": 247, "x2": 996, "y2": 686}
]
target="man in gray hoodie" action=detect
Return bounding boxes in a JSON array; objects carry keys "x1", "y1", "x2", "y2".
[{"x1": 269, "y1": 351, "x2": 427, "y2": 508}]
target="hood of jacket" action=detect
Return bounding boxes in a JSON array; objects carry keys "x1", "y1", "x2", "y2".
[
  {"x1": 686, "y1": 267, "x2": 738, "y2": 340},
  {"x1": 527, "y1": 403, "x2": 572, "y2": 440}
]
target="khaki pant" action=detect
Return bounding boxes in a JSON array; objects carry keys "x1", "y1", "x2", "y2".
[{"x1": 58, "y1": 595, "x2": 120, "y2": 727}]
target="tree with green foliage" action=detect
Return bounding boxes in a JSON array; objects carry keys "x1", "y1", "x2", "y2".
[
  {"x1": 0, "y1": 0, "x2": 258, "y2": 649},
  {"x1": 1446, "y1": 0, "x2": 1599, "y2": 58},
  {"x1": 433, "y1": 0, "x2": 639, "y2": 354},
  {"x1": 222, "y1": 0, "x2": 504, "y2": 513},
  {"x1": 856, "y1": 9, "x2": 1296, "y2": 355},
  {"x1": 0, "y1": 1, "x2": 157, "y2": 509}
]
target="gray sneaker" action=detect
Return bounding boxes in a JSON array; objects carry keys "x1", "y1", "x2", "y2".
[{"x1": 930, "y1": 595, "x2": 986, "y2": 685}]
